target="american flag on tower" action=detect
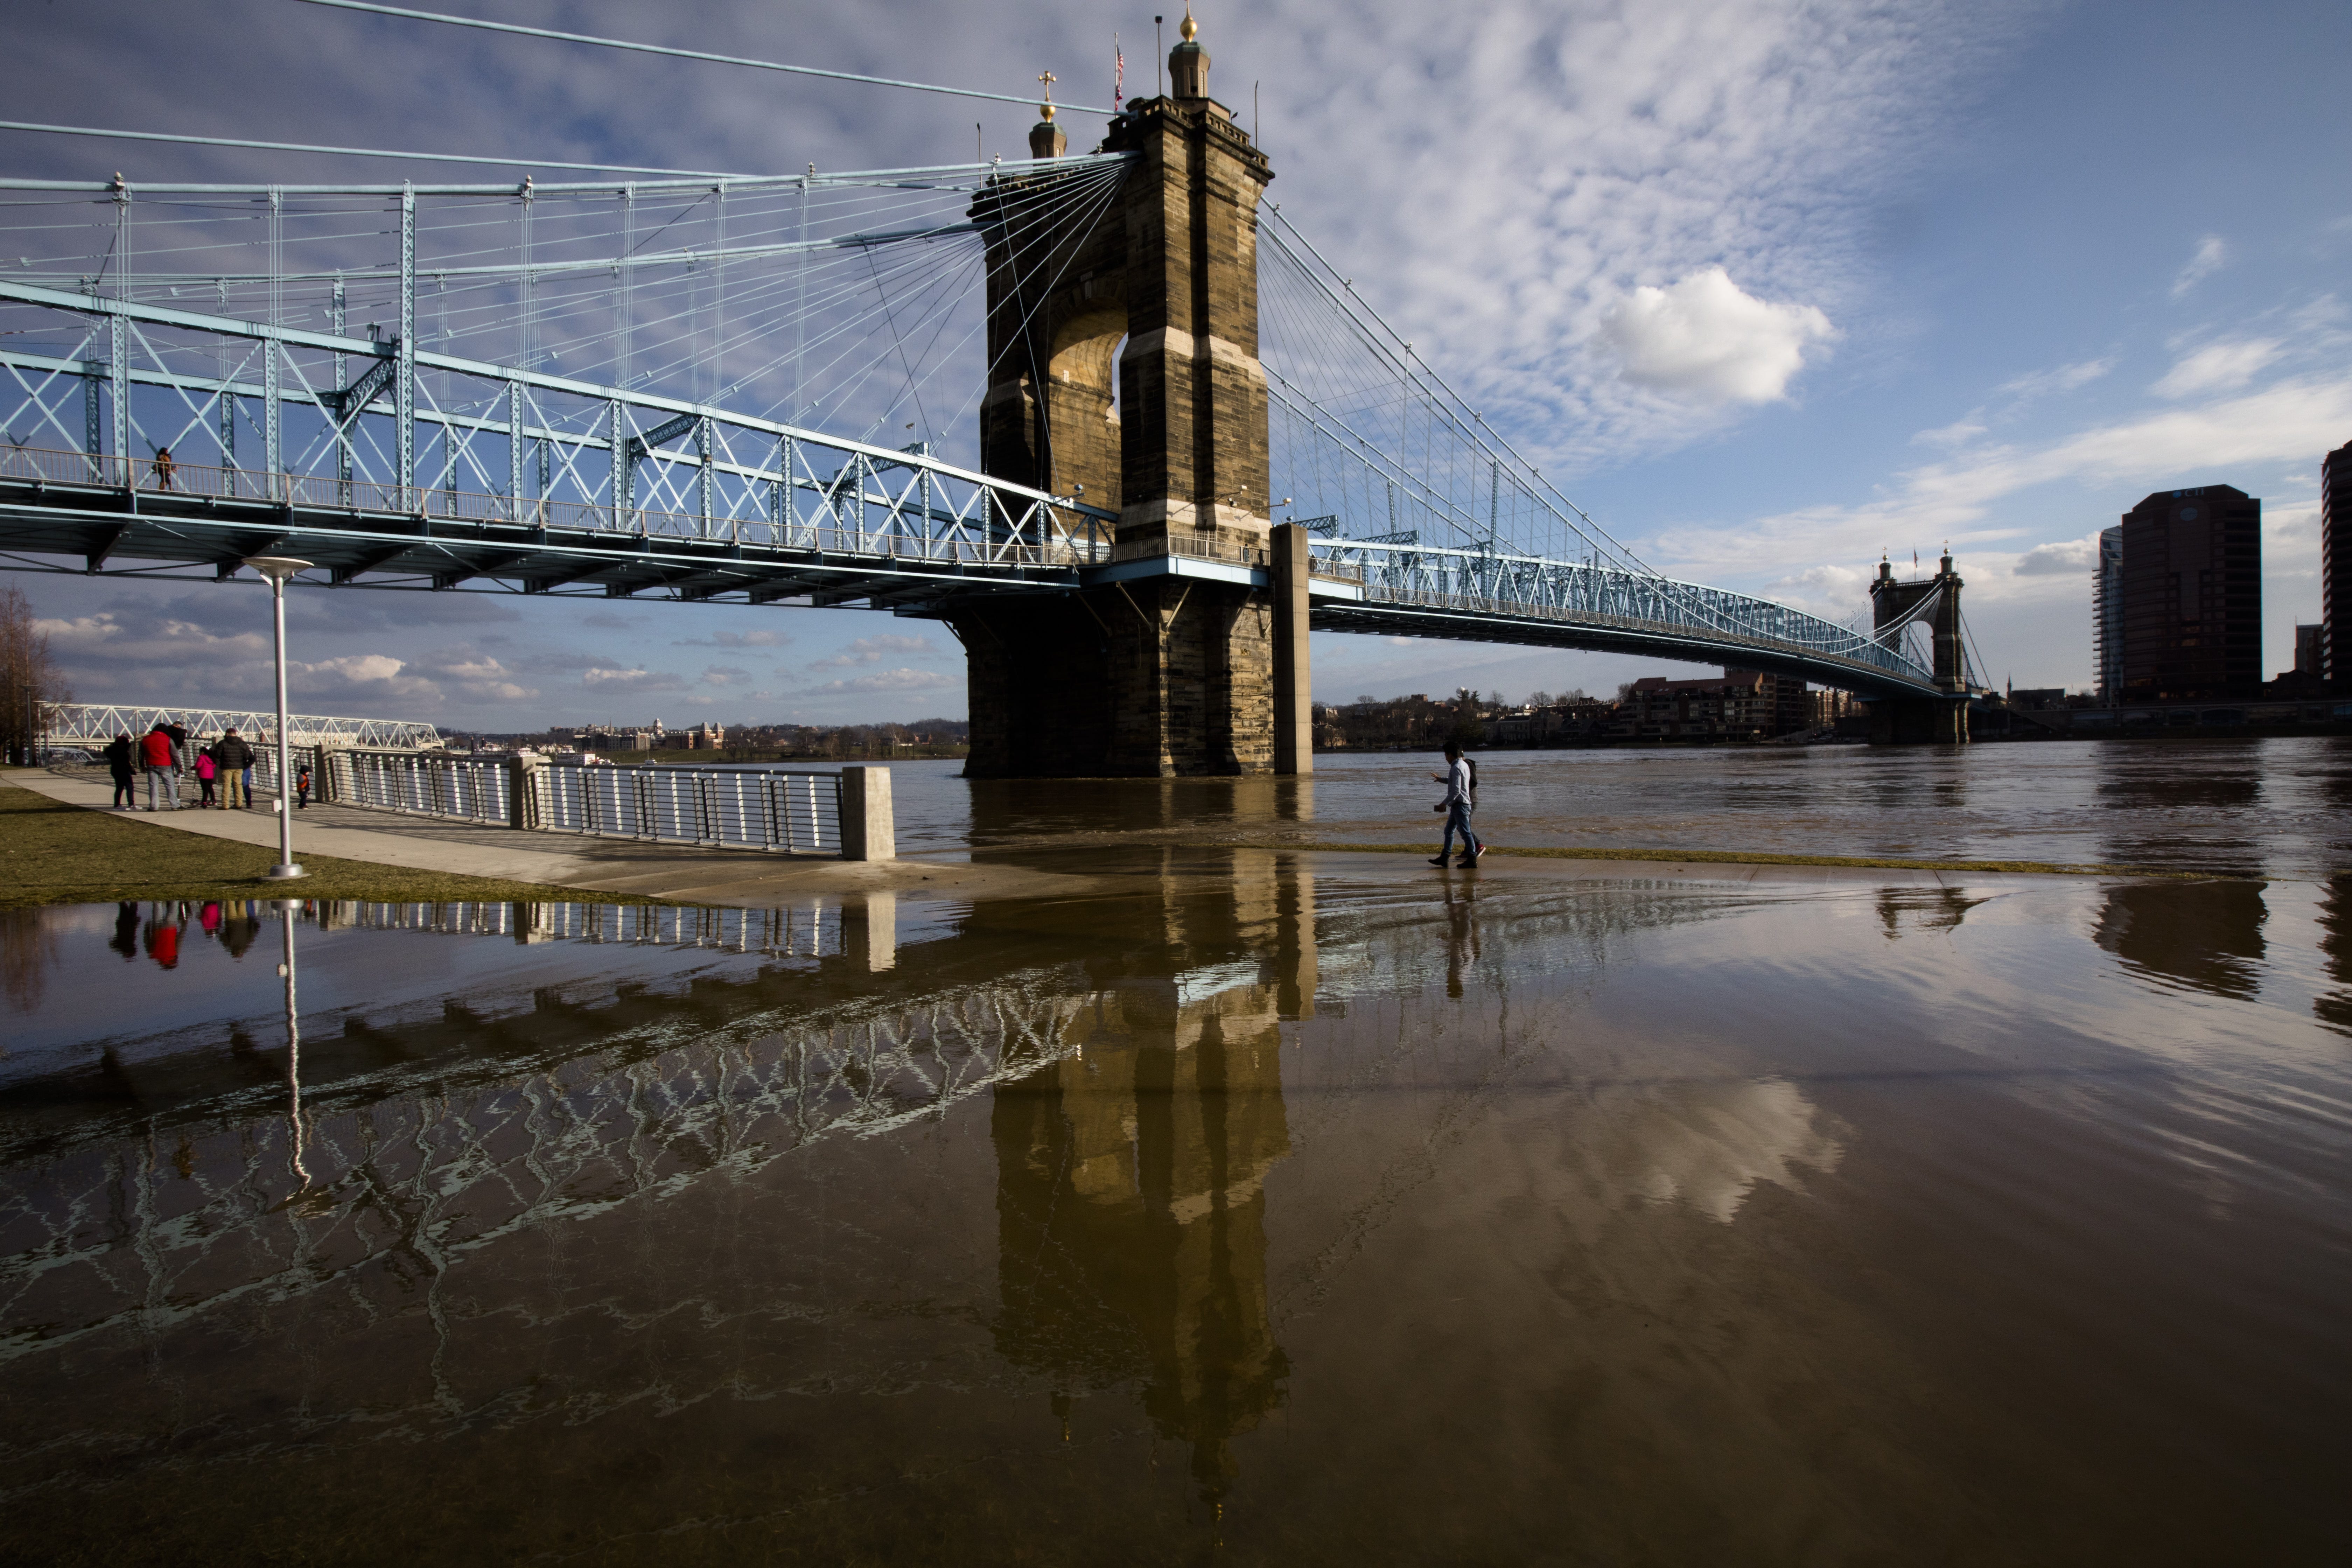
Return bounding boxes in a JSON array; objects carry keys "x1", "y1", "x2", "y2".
[{"x1": 1115, "y1": 35, "x2": 1125, "y2": 108}]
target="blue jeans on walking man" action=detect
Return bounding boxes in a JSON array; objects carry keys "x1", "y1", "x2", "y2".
[
  {"x1": 1441, "y1": 799, "x2": 1481, "y2": 862},
  {"x1": 144, "y1": 765, "x2": 180, "y2": 811}
]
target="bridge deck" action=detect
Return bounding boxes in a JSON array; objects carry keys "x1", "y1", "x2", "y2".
[{"x1": 1, "y1": 449, "x2": 1944, "y2": 698}]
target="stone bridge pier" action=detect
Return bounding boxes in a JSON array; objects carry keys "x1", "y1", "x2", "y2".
[{"x1": 952, "y1": 17, "x2": 1309, "y2": 777}]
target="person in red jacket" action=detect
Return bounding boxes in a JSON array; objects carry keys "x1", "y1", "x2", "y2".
[{"x1": 139, "y1": 723, "x2": 180, "y2": 811}]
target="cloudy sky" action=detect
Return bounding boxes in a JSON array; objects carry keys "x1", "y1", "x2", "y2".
[{"x1": 8, "y1": 0, "x2": 2350, "y2": 724}]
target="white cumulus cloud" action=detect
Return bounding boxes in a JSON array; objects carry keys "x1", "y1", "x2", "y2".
[
  {"x1": 1602, "y1": 268, "x2": 1835, "y2": 405},
  {"x1": 812, "y1": 668, "x2": 958, "y2": 694},
  {"x1": 2012, "y1": 534, "x2": 2103, "y2": 578}
]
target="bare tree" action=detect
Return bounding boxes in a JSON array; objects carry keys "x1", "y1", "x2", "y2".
[{"x1": 0, "y1": 584, "x2": 70, "y2": 765}]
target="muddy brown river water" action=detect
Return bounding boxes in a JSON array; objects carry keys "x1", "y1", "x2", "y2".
[{"x1": 3, "y1": 744, "x2": 2350, "y2": 1564}]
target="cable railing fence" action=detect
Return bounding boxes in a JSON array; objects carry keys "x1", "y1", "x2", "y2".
[
  {"x1": 213, "y1": 746, "x2": 880, "y2": 858},
  {"x1": 532, "y1": 763, "x2": 844, "y2": 854},
  {"x1": 333, "y1": 747, "x2": 512, "y2": 824}
]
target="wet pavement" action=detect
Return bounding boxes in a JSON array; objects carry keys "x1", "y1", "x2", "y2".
[{"x1": 3, "y1": 818, "x2": 2349, "y2": 1562}]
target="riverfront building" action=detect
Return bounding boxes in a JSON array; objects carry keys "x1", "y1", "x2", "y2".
[
  {"x1": 2094, "y1": 525, "x2": 2124, "y2": 703},
  {"x1": 2323, "y1": 440, "x2": 2352, "y2": 684},
  {"x1": 2115, "y1": 485, "x2": 2262, "y2": 702}
]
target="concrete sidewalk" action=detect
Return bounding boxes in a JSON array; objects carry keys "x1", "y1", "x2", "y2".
[{"x1": 8, "y1": 767, "x2": 1022, "y2": 907}]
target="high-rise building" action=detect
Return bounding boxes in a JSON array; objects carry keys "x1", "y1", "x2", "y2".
[
  {"x1": 2322, "y1": 440, "x2": 2352, "y2": 684},
  {"x1": 2297, "y1": 623, "x2": 2324, "y2": 678},
  {"x1": 2116, "y1": 484, "x2": 2261, "y2": 702},
  {"x1": 2093, "y1": 525, "x2": 2124, "y2": 704}
]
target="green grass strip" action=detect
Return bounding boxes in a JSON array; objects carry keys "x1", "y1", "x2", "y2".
[
  {"x1": 0, "y1": 780, "x2": 667, "y2": 908},
  {"x1": 1240, "y1": 840, "x2": 2206, "y2": 878}
]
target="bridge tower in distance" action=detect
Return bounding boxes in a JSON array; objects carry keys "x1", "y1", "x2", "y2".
[
  {"x1": 954, "y1": 10, "x2": 1306, "y2": 776},
  {"x1": 1868, "y1": 552, "x2": 1970, "y2": 743}
]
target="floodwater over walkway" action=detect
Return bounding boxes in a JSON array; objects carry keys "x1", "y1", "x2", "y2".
[
  {"x1": 895, "y1": 736, "x2": 2352, "y2": 876},
  {"x1": 4, "y1": 757, "x2": 2351, "y2": 1562}
]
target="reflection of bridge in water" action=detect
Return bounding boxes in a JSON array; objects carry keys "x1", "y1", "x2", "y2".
[
  {"x1": 0, "y1": 850, "x2": 1893, "y2": 1535},
  {"x1": 0, "y1": 852, "x2": 1326, "y2": 1511}
]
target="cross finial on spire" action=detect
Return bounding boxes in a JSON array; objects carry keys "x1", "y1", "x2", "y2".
[{"x1": 1038, "y1": 69, "x2": 1057, "y2": 99}]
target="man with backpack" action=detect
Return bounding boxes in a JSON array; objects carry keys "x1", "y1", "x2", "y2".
[{"x1": 1428, "y1": 741, "x2": 1483, "y2": 869}]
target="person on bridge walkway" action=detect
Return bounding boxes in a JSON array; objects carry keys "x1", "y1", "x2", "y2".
[
  {"x1": 104, "y1": 733, "x2": 135, "y2": 809},
  {"x1": 1428, "y1": 741, "x2": 1483, "y2": 869},
  {"x1": 195, "y1": 744, "x2": 218, "y2": 808},
  {"x1": 214, "y1": 728, "x2": 254, "y2": 808},
  {"x1": 139, "y1": 723, "x2": 179, "y2": 811},
  {"x1": 150, "y1": 445, "x2": 176, "y2": 490}
]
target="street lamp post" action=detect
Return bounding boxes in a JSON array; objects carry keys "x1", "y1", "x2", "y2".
[{"x1": 243, "y1": 555, "x2": 313, "y2": 880}]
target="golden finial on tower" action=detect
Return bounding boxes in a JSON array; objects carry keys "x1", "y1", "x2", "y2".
[
  {"x1": 1181, "y1": 4, "x2": 1197, "y2": 41},
  {"x1": 1037, "y1": 69, "x2": 1057, "y2": 119}
]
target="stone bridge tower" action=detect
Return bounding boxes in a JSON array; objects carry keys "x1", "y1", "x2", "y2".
[
  {"x1": 1868, "y1": 551, "x2": 1970, "y2": 743},
  {"x1": 952, "y1": 13, "x2": 1298, "y2": 777}
]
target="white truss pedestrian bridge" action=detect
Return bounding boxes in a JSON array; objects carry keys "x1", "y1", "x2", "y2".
[
  {"x1": 0, "y1": 154, "x2": 1943, "y2": 696},
  {"x1": 44, "y1": 702, "x2": 440, "y2": 749}
]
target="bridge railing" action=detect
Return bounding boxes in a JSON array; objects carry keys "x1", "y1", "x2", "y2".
[
  {"x1": 1308, "y1": 538, "x2": 1935, "y2": 687},
  {"x1": 1, "y1": 441, "x2": 1112, "y2": 573}
]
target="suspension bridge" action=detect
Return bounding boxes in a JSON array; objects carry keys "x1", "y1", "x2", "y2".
[{"x1": 0, "y1": 11, "x2": 1972, "y2": 772}]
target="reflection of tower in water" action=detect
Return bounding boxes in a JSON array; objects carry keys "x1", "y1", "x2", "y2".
[{"x1": 990, "y1": 852, "x2": 1312, "y2": 1503}]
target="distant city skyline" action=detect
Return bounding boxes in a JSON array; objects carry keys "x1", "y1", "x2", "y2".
[{"x1": 5, "y1": 0, "x2": 2349, "y2": 726}]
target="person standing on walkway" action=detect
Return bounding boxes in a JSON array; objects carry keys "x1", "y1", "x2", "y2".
[
  {"x1": 104, "y1": 732, "x2": 136, "y2": 809},
  {"x1": 1427, "y1": 740, "x2": 1483, "y2": 869},
  {"x1": 195, "y1": 743, "x2": 218, "y2": 808},
  {"x1": 150, "y1": 446, "x2": 176, "y2": 490},
  {"x1": 139, "y1": 722, "x2": 180, "y2": 811},
  {"x1": 295, "y1": 760, "x2": 312, "y2": 809},
  {"x1": 214, "y1": 727, "x2": 253, "y2": 808}
]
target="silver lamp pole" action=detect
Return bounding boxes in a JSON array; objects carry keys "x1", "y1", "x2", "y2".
[{"x1": 244, "y1": 555, "x2": 313, "y2": 880}]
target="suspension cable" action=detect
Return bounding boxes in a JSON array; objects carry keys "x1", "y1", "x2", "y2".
[
  {"x1": 0, "y1": 119, "x2": 746, "y2": 179},
  {"x1": 294, "y1": 0, "x2": 1119, "y2": 115}
]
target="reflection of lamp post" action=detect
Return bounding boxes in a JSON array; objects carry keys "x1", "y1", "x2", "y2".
[
  {"x1": 243, "y1": 555, "x2": 313, "y2": 879},
  {"x1": 276, "y1": 898, "x2": 308, "y2": 1191}
]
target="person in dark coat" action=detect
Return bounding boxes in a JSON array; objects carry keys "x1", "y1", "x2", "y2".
[
  {"x1": 104, "y1": 733, "x2": 135, "y2": 808},
  {"x1": 213, "y1": 728, "x2": 255, "y2": 808}
]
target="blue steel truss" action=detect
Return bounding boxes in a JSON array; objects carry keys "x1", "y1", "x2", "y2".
[{"x1": 1304, "y1": 540, "x2": 1938, "y2": 695}]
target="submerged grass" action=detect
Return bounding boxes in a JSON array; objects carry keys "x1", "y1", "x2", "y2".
[
  {"x1": 1251, "y1": 840, "x2": 2204, "y2": 878},
  {"x1": 0, "y1": 779, "x2": 664, "y2": 908}
]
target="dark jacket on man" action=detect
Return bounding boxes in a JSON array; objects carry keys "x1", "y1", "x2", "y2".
[
  {"x1": 104, "y1": 736, "x2": 134, "y2": 777},
  {"x1": 212, "y1": 734, "x2": 256, "y2": 771}
]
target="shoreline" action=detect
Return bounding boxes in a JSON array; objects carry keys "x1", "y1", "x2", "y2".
[{"x1": 5, "y1": 768, "x2": 2241, "y2": 910}]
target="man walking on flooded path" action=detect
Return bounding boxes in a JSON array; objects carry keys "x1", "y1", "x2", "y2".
[{"x1": 1428, "y1": 740, "x2": 1482, "y2": 869}]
